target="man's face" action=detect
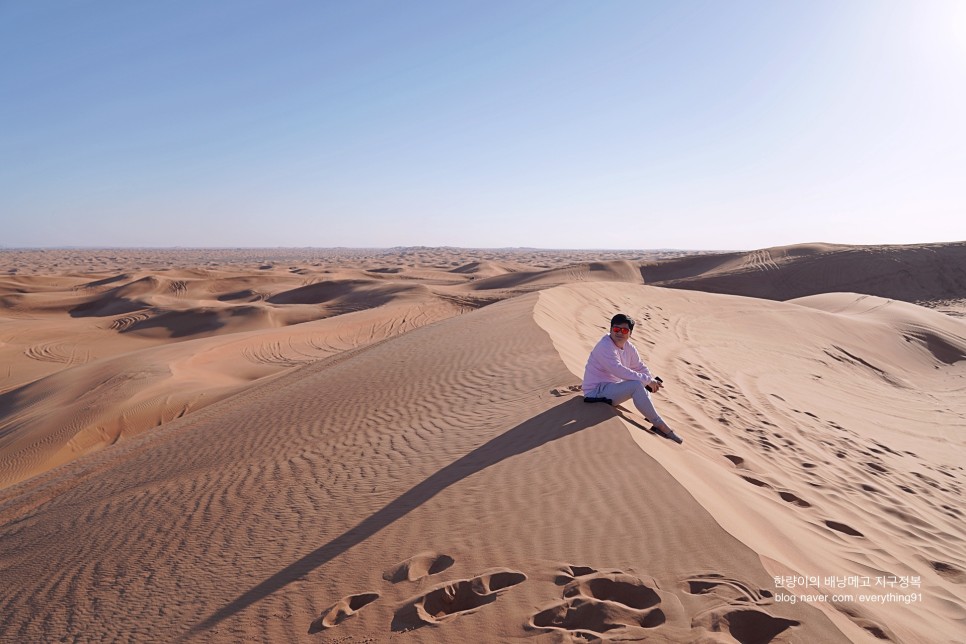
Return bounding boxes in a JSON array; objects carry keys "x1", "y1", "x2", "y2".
[{"x1": 610, "y1": 323, "x2": 631, "y2": 345}]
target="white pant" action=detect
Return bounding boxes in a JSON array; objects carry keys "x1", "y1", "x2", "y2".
[{"x1": 590, "y1": 380, "x2": 665, "y2": 428}]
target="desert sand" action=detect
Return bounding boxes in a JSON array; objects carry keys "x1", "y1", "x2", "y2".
[{"x1": 1, "y1": 242, "x2": 964, "y2": 643}]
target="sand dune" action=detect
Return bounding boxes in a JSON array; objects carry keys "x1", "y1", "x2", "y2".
[
  {"x1": 645, "y1": 241, "x2": 966, "y2": 308},
  {"x1": 448, "y1": 260, "x2": 523, "y2": 277},
  {"x1": 470, "y1": 259, "x2": 645, "y2": 292},
  {"x1": 0, "y1": 296, "x2": 469, "y2": 490},
  {"x1": 1, "y1": 286, "x2": 849, "y2": 643},
  {"x1": 1, "y1": 245, "x2": 964, "y2": 642}
]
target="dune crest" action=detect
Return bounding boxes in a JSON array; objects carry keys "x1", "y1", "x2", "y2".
[{"x1": 470, "y1": 259, "x2": 645, "y2": 292}]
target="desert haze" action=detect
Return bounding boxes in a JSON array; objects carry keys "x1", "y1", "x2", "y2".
[{"x1": 1, "y1": 242, "x2": 964, "y2": 643}]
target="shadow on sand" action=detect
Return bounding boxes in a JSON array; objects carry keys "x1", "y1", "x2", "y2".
[{"x1": 186, "y1": 397, "x2": 617, "y2": 637}]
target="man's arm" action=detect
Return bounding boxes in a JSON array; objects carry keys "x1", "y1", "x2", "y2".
[{"x1": 626, "y1": 343, "x2": 656, "y2": 384}]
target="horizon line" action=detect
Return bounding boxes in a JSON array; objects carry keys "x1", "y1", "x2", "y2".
[
  {"x1": 6, "y1": 240, "x2": 965, "y2": 253},
  {"x1": 0, "y1": 245, "x2": 733, "y2": 252}
]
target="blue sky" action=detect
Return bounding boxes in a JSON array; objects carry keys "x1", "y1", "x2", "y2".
[{"x1": 2, "y1": 0, "x2": 964, "y2": 249}]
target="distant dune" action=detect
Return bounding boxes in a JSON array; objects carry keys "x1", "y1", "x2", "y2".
[
  {"x1": 1, "y1": 245, "x2": 964, "y2": 642},
  {"x1": 470, "y1": 259, "x2": 644, "y2": 291},
  {"x1": 448, "y1": 260, "x2": 521, "y2": 277},
  {"x1": 644, "y1": 241, "x2": 966, "y2": 305}
]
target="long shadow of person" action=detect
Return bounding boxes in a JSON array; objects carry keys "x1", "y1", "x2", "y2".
[{"x1": 186, "y1": 397, "x2": 614, "y2": 638}]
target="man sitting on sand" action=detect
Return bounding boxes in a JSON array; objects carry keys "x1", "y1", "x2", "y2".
[{"x1": 583, "y1": 313, "x2": 684, "y2": 444}]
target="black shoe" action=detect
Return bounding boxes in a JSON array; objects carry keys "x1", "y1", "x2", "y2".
[
  {"x1": 583, "y1": 396, "x2": 613, "y2": 405},
  {"x1": 653, "y1": 425, "x2": 684, "y2": 444}
]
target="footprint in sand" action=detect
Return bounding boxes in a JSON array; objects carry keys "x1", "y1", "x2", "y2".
[
  {"x1": 308, "y1": 592, "x2": 380, "y2": 633},
  {"x1": 530, "y1": 572, "x2": 666, "y2": 639},
  {"x1": 912, "y1": 471, "x2": 942, "y2": 490},
  {"x1": 872, "y1": 441, "x2": 900, "y2": 456},
  {"x1": 757, "y1": 437, "x2": 780, "y2": 451},
  {"x1": 825, "y1": 520, "x2": 864, "y2": 537},
  {"x1": 692, "y1": 606, "x2": 801, "y2": 644},
  {"x1": 741, "y1": 475, "x2": 771, "y2": 488},
  {"x1": 940, "y1": 504, "x2": 962, "y2": 518},
  {"x1": 685, "y1": 574, "x2": 800, "y2": 644},
  {"x1": 554, "y1": 564, "x2": 599, "y2": 585},
  {"x1": 550, "y1": 384, "x2": 583, "y2": 397},
  {"x1": 391, "y1": 568, "x2": 526, "y2": 631},
  {"x1": 834, "y1": 604, "x2": 898, "y2": 641},
  {"x1": 778, "y1": 491, "x2": 811, "y2": 508},
  {"x1": 930, "y1": 560, "x2": 966, "y2": 584},
  {"x1": 683, "y1": 573, "x2": 774, "y2": 605},
  {"x1": 936, "y1": 465, "x2": 959, "y2": 479},
  {"x1": 382, "y1": 551, "x2": 455, "y2": 583}
]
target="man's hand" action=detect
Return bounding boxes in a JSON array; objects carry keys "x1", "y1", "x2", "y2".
[{"x1": 646, "y1": 377, "x2": 664, "y2": 393}]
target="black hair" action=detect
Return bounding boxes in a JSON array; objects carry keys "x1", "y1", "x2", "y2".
[{"x1": 610, "y1": 313, "x2": 635, "y2": 331}]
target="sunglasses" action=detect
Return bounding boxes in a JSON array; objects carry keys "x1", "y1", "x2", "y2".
[{"x1": 611, "y1": 326, "x2": 631, "y2": 335}]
